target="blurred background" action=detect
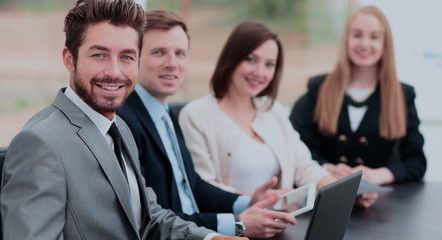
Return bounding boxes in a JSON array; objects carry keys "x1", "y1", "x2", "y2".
[{"x1": 1, "y1": 0, "x2": 441, "y2": 181}]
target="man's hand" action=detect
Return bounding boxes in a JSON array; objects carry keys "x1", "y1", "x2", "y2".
[
  {"x1": 249, "y1": 176, "x2": 292, "y2": 206},
  {"x1": 323, "y1": 163, "x2": 353, "y2": 179},
  {"x1": 212, "y1": 236, "x2": 248, "y2": 240},
  {"x1": 240, "y1": 195, "x2": 297, "y2": 239}
]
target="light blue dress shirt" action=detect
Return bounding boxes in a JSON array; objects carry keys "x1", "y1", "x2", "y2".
[{"x1": 134, "y1": 85, "x2": 250, "y2": 236}]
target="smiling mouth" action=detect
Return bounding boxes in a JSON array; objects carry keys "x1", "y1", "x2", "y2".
[
  {"x1": 160, "y1": 75, "x2": 177, "y2": 80},
  {"x1": 246, "y1": 76, "x2": 264, "y2": 85},
  {"x1": 247, "y1": 79, "x2": 261, "y2": 85},
  {"x1": 97, "y1": 84, "x2": 124, "y2": 91},
  {"x1": 92, "y1": 76, "x2": 130, "y2": 91},
  {"x1": 96, "y1": 84, "x2": 127, "y2": 92}
]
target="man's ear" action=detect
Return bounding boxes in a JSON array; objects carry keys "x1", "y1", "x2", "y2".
[{"x1": 62, "y1": 47, "x2": 75, "y2": 72}]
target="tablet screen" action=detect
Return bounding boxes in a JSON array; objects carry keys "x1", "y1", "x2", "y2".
[{"x1": 271, "y1": 183, "x2": 316, "y2": 216}]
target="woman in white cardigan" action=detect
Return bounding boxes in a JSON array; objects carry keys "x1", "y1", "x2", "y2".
[{"x1": 179, "y1": 21, "x2": 376, "y2": 207}]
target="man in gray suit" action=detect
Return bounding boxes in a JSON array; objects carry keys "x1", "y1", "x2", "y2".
[{"x1": 0, "y1": 0, "x2": 247, "y2": 239}]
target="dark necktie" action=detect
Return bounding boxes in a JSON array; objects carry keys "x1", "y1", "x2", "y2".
[
  {"x1": 109, "y1": 123, "x2": 145, "y2": 230},
  {"x1": 108, "y1": 122, "x2": 128, "y2": 180}
]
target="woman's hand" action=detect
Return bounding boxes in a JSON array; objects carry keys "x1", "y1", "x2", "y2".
[
  {"x1": 323, "y1": 163, "x2": 353, "y2": 179},
  {"x1": 354, "y1": 192, "x2": 378, "y2": 208},
  {"x1": 352, "y1": 166, "x2": 395, "y2": 185}
]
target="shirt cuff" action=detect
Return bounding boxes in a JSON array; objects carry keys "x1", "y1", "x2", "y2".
[
  {"x1": 233, "y1": 195, "x2": 251, "y2": 214},
  {"x1": 205, "y1": 232, "x2": 221, "y2": 240},
  {"x1": 216, "y1": 213, "x2": 235, "y2": 236}
]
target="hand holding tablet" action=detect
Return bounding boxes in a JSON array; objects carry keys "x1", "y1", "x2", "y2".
[{"x1": 271, "y1": 182, "x2": 316, "y2": 216}]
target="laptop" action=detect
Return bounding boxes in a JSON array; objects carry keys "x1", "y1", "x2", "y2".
[{"x1": 304, "y1": 171, "x2": 363, "y2": 240}]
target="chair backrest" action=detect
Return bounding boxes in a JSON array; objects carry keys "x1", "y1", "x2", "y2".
[
  {"x1": 169, "y1": 101, "x2": 187, "y2": 117},
  {"x1": 288, "y1": 93, "x2": 307, "y2": 131},
  {"x1": 0, "y1": 147, "x2": 6, "y2": 177},
  {"x1": 0, "y1": 147, "x2": 6, "y2": 240}
]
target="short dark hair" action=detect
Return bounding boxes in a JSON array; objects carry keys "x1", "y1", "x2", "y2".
[
  {"x1": 211, "y1": 21, "x2": 283, "y2": 105},
  {"x1": 145, "y1": 9, "x2": 189, "y2": 41},
  {"x1": 64, "y1": 0, "x2": 145, "y2": 65}
]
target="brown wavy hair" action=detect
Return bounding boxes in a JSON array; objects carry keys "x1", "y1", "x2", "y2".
[
  {"x1": 211, "y1": 21, "x2": 283, "y2": 107},
  {"x1": 314, "y1": 5, "x2": 405, "y2": 140},
  {"x1": 64, "y1": 0, "x2": 145, "y2": 66},
  {"x1": 144, "y1": 9, "x2": 189, "y2": 41}
]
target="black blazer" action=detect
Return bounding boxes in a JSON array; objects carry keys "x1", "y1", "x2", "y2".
[
  {"x1": 292, "y1": 74, "x2": 426, "y2": 183},
  {"x1": 118, "y1": 92, "x2": 239, "y2": 231}
]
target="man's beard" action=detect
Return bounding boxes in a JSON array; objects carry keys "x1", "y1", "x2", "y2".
[{"x1": 74, "y1": 74, "x2": 131, "y2": 114}]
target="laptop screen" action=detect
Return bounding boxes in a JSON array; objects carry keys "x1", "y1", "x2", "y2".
[{"x1": 304, "y1": 171, "x2": 362, "y2": 240}]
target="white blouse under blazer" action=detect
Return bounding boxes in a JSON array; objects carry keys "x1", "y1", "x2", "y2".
[{"x1": 179, "y1": 95, "x2": 328, "y2": 193}]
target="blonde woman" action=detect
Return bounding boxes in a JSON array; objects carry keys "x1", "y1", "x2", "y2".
[{"x1": 292, "y1": 6, "x2": 426, "y2": 185}]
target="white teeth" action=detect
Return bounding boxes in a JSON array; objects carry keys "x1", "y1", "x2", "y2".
[
  {"x1": 161, "y1": 76, "x2": 175, "y2": 80},
  {"x1": 247, "y1": 79, "x2": 260, "y2": 85},
  {"x1": 101, "y1": 85, "x2": 119, "y2": 91}
]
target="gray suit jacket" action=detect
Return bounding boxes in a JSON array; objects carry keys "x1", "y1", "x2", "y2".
[{"x1": 1, "y1": 89, "x2": 212, "y2": 240}]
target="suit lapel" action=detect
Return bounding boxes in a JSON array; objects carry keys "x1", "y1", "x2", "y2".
[
  {"x1": 127, "y1": 93, "x2": 169, "y2": 158},
  {"x1": 52, "y1": 90, "x2": 140, "y2": 236},
  {"x1": 126, "y1": 92, "x2": 184, "y2": 211},
  {"x1": 116, "y1": 117, "x2": 152, "y2": 228},
  {"x1": 339, "y1": 100, "x2": 353, "y2": 134},
  {"x1": 77, "y1": 126, "x2": 139, "y2": 231}
]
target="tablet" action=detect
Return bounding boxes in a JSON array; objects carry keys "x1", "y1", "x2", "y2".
[{"x1": 271, "y1": 182, "x2": 316, "y2": 216}]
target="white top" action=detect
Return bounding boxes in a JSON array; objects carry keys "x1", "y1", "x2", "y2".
[
  {"x1": 221, "y1": 113, "x2": 280, "y2": 193},
  {"x1": 346, "y1": 87, "x2": 372, "y2": 132},
  {"x1": 179, "y1": 95, "x2": 329, "y2": 193}
]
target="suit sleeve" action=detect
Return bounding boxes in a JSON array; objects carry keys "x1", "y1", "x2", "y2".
[
  {"x1": 1, "y1": 131, "x2": 66, "y2": 240},
  {"x1": 386, "y1": 85, "x2": 427, "y2": 182},
  {"x1": 172, "y1": 212, "x2": 218, "y2": 231},
  {"x1": 191, "y1": 172, "x2": 238, "y2": 213},
  {"x1": 293, "y1": 75, "x2": 331, "y2": 165},
  {"x1": 177, "y1": 139, "x2": 239, "y2": 231},
  {"x1": 143, "y1": 187, "x2": 214, "y2": 240}
]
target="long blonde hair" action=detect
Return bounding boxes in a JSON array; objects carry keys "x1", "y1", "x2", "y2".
[{"x1": 314, "y1": 5, "x2": 405, "y2": 140}]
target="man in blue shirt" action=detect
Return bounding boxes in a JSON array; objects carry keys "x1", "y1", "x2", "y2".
[{"x1": 118, "y1": 9, "x2": 296, "y2": 239}]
